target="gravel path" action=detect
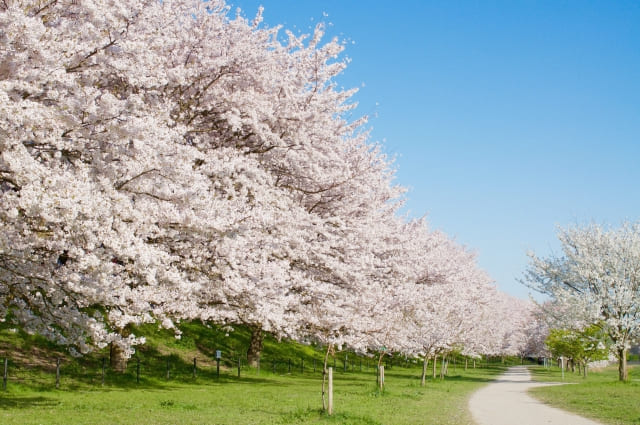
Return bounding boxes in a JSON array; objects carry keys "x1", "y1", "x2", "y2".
[{"x1": 468, "y1": 365, "x2": 604, "y2": 425}]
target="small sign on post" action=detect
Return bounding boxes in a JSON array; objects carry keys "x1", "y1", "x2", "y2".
[{"x1": 216, "y1": 350, "x2": 221, "y2": 379}]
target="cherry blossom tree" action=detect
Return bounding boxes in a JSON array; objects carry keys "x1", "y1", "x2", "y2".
[
  {"x1": 525, "y1": 222, "x2": 640, "y2": 381},
  {"x1": 1, "y1": 2, "x2": 540, "y2": 398}
]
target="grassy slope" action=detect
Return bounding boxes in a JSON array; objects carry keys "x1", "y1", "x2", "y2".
[
  {"x1": 0, "y1": 322, "x2": 508, "y2": 424},
  {"x1": 529, "y1": 364, "x2": 640, "y2": 425}
]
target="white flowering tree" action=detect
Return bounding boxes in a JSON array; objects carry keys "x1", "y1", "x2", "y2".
[{"x1": 525, "y1": 222, "x2": 640, "y2": 381}]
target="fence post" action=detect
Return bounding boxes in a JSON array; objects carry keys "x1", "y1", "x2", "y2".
[
  {"x1": 101, "y1": 357, "x2": 106, "y2": 386},
  {"x1": 237, "y1": 357, "x2": 241, "y2": 378},
  {"x1": 166, "y1": 358, "x2": 170, "y2": 380},
  {"x1": 328, "y1": 367, "x2": 333, "y2": 416},
  {"x1": 136, "y1": 357, "x2": 140, "y2": 384},
  {"x1": 216, "y1": 357, "x2": 220, "y2": 379},
  {"x1": 55, "y1": 358, "x2": 60, "y2": 389},
  {"x1": 3, "y1": 358, "x2": 8, "y2": 391},
  {"x1": 379, "y1": 365, "x2": 385, "y2": 391},
  {"x1": 193, "y1": 357, "x2": 197, "y2": 379}
]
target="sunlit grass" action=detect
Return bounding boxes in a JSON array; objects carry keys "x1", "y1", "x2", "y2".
[
  {"x1": 0, "y1": 322, "x2": 511, "y2": 425},
  {"x1": 529, "y1": 364, "x2": 640, "y2": 425}
]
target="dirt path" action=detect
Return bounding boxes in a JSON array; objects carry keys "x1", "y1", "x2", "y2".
[{"x1": 468, "y1": 365, "x2": 604, "y2": 425}]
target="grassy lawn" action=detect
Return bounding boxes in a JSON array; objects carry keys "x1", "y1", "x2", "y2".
[
  {"x1": 0, "y1": 364, "x2": 507, "y2": 425},
  {"x1": 0, "y1": 323, "x2": 511, "y2": 424},
  {"x1": 529, "y1": 364, "x2": 640, "y2": 425}
]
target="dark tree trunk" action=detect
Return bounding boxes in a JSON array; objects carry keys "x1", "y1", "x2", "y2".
[
  {"x1": 247, "y1": 325, "x2": 263, "y2": 368},
  {"x1": 618, "y1": 347, "x2": 628, "y2": 381},
  {"x1": 110, "y1": 325, "x2": 131, "y2": 373}
]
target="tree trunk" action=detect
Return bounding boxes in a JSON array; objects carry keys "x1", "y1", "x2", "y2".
[
  {"x1": 376, "y1": 351, "x2": 386, "y2": 389},
  {"x1": 432, "y1": 354, "x2": 437, "y2": 379},
  {"x1": 618, "y1": 347, "x2": 628, "y2": 381},
  {"x1": 440, "y1": 354, "x2": 446, "y2": 379},
  {"x1": 421, "y1": 355, "x2": 429, "y2": 386},
  {"x1": 247, "y1": 325, "x2": 263, "y2": 368},
  {"x1": 109, "y1": 325, "x2": 132, "y2": 373}
]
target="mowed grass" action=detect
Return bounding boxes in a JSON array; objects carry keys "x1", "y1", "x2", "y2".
[
  {"x1": 529, "y1": 364, "x2": 640, "y2": 425},
  {"x1": 0, "y1": 364, "x2": 506, "y2": 425},
  {"x1": 0, "y1": 323, "x2": 510, "y2": 424}
]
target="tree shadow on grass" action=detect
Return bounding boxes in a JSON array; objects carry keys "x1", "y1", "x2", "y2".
[{"x1": 0, "y1": 395, "x2": 59, "y2": 409}]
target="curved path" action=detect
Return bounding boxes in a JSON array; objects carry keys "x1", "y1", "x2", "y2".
[{"x1": 468, "y1": 366, "x2": 604, "y2": 425}]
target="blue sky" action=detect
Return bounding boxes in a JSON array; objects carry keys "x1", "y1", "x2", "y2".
[{"x1": 230, "y1": 1, "x2": 640, "y2": 300}]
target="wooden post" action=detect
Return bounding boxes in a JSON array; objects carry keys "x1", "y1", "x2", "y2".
[
  {"x1": 327, "y1": 367, "x2": 334, "y2": 416},
  {"x1": 166, "y1": 358, "x2": 170, "y2": 380},
  {"x1": 3, "y1": 358, "x2": 8, "y2": 391},
  {"x1": 473, "y1": 359, "x2": 476, "y2": 369},
  {"x1": 237, "y1": 356, "x2": 241, "y2": 378},
  {"x1": 379, "y1": 365, "x2": 385, "y2": 391},
  {"x1": 101, "y1": 357, "x2": 106, "y2": 385},
  {"x1": 136, "y1": 358, "x2": 140, "y2": 384},
  {"x1": 193, "y1": 357, "x2": 197, "y2": 378},
  {"x1": 55, "y1": 358, "x2": 60, "y2": 389},
  {"x1": 216, "y1": 358, "x2": 221, "y2": 379}
]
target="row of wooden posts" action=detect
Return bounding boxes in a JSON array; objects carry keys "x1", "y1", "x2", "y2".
[
  {"x1": 0, "y1": 354, "x2": 379, "y2": 390},
  {"x1": 1, "y1": 353, "x2": 486, "y2": 391}
]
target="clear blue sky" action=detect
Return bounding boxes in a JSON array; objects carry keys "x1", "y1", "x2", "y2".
[{"x1": 230, "y1": 0, "x2": 640, "y2": 300}]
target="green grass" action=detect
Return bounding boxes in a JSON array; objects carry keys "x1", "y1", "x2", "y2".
[
  {"x1": 529, "y1": 364, "x2": 640, "y2": 425},
  {"x1": 0, "y1": 366, "x2": 507, "y2": 425},
  {"x1": 0, "y1": 321, "x2": 511, "y2": 424}
]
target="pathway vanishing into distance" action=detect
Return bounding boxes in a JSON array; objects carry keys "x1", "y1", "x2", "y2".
[{"x1": 468, "y1": 366, "x2": 604, "y2": 425}]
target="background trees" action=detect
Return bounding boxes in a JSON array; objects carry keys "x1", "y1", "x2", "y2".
[{"x1": 525, "y1": 222, "x2": 640, "y2": 381}]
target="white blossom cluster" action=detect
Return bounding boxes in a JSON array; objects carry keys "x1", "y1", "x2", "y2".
[{"x1": 0, "y1": 0, "x2": 540, "y2": 359}]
